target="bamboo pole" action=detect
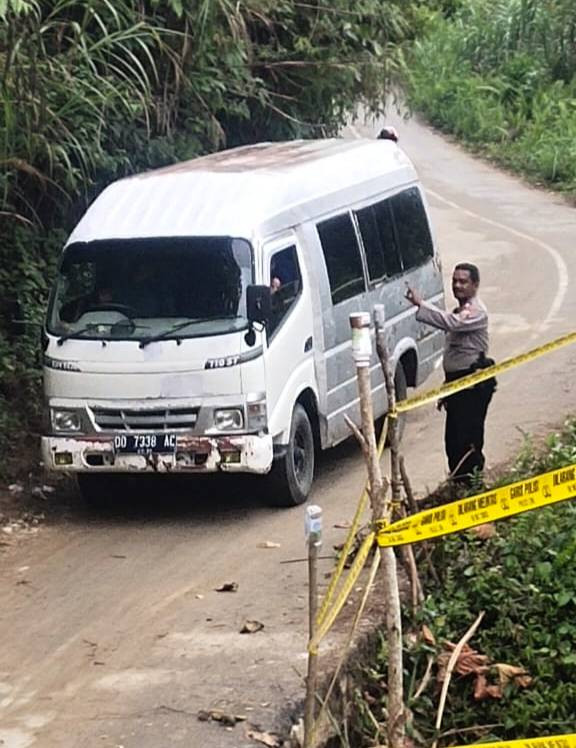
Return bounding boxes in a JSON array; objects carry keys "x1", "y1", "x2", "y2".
[
  {"x1": 349, "y1": 312, "x2": 405, "y2": 748},
  {"x1": 373, "y1": 305, "x2": 401, "y2": 508},
  {"x1": 374, "y1": 305, "x2": 424, "y2": 611}
]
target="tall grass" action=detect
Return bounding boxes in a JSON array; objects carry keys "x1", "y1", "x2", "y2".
[{"x1": 405, "y1": 0, "x2": 576, "y2": 194}]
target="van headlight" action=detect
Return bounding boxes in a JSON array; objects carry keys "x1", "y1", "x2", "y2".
[
  {"x1": 213, "y1": 408, "x2": 244, "y2": 431},
  {"x1": 51, "y1": 409, "x2": 82, "y2": 432}
]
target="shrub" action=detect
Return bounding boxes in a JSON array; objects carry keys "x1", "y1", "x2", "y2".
[
  {"x1": 0, "y1": 0, "x2": 416, "y2": 478},
  {"x1": 351, "y1": 420, "x2": 576, "y2": 745},
  {"x1": 405, "y1": 1, "x2": 576, "y2": 195}
]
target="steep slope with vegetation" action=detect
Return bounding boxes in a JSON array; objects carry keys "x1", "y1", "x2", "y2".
[
  {"x1": 0, "y1": 0, "x2": 433, "y2": 476},
  {"x1": 406, "y1": 0, "x2": 576, "y2": 195},
  {"x1": 349, "y1": 422, "x2": 576, "y2": 746}
]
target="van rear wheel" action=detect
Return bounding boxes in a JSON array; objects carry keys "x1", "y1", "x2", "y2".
[{"x1": 267, "y1": 404, "x2": 315, "y2": 507}]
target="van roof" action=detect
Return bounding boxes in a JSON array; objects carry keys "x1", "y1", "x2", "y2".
[{"x1": 68, "y1": 139, "x2": 418, "y2": 245}]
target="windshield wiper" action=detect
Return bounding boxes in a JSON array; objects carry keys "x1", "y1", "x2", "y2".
[
  {"x1": 139, "y1": 316, "x2": 242, "y2": 348},
  {"x1": 57, "y1": 324, "x2": 102, "y2": 346},
  {"x1": 57, "y1": 321, "x2": 151, "y2": 346}
]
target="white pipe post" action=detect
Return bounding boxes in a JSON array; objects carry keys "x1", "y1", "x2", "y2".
[
  {"x1": 304, "y1": 504, "x2": 322, "y2": 748},
  {"x1": 349, "y1": 312, "x2": 405, "y2": 748}
]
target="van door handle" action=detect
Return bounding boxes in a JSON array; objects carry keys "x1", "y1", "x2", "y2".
[{"x1": 304, "y1": 336, "x2": 313, "y2": 352}]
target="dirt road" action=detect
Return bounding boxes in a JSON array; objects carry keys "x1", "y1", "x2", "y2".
[{"x1": 1, "y1": 115, "x2": 576, "y2": 748}]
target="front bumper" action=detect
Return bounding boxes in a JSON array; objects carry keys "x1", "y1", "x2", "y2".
[{"x1": 41, "y1": 433, "x2": 273, "y2": 475}]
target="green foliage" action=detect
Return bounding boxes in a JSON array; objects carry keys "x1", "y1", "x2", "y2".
[
  {"x1": 405, "y1": 0, "x2": 576, "y2": 195},
  {"x1": 351, "y1": 419, "x2": 576, "y2": 745},
  {"x1": 0, "y1": 0, "x2": 37, "y2": 19},
  {"x1": 0, "y1": 0, "x2": 420, "y2": 477}
]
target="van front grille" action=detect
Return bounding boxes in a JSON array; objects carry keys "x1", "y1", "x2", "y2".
[{"x1": 91, "y1": 406, "x2": 199, "y2": 432}]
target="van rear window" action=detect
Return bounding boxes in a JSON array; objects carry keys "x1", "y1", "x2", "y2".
[
  {"x1": 390, "y1": 187, "x2": 434, "y2": 269},
  {"x1": 356, "y1": 201, "x2": 402, "y2": 282},
  {"x1": 317, "y1": 214, "x2": 365, "y2": 305}
]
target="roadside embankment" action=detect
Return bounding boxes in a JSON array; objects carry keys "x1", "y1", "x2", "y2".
[{"x1": 329, "y1": 417, "x2": 576, "y2": 746}]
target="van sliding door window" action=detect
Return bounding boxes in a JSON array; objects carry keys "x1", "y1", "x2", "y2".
[
  {"x1": 317, "y1": 214, "x2": 365, "y2": 304},
  {"x1": 390, "y1": 187, "x2": 434, "y2": 269},
  {"x1": 269, "y1": 246, "x2": 302, "y2": 336},
  {"x1": 356, "y1": 201, "x2": 402, "y2": 282},
  {"x1": 374, "y1": 200, "x2": 403, "y2": 276}
]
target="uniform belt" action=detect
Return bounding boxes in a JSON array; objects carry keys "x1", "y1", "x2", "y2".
[{"x1": 445, "y1": 367, "x2": 476, "y2": 383}]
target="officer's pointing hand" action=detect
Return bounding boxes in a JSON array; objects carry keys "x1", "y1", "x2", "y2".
[{"x1": 405, "y1": 286, "x2": 422, "y2": 306}]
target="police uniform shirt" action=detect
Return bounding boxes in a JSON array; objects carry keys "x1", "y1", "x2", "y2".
[{"x1": 416, "y1": 296, "x2": 489, "y2": 373}]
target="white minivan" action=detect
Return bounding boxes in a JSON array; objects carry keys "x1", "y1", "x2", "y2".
[{"x1": 42, "y1": 138, "x2": 445, "y2": 506}]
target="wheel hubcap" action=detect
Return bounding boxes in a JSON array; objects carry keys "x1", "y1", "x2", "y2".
[{"x1": 293, "y1": 428, "x2": 309, "y2": 486}]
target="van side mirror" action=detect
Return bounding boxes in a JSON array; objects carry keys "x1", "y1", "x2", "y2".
[{"x1": 246, "y1": 285, "x2": 271, "y2": 324}]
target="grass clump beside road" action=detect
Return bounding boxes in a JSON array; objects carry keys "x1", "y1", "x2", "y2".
[
  {"x1": 349, "y1": 419, "x2": 576, "y2": 746},
  {"x1": 404, "y1": 0, "x2": 576, "y2": 196}
]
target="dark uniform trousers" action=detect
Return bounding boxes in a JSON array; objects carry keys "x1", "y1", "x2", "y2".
[{"x1": 444, "y1": 368, "x2": 496, "y2": 484}]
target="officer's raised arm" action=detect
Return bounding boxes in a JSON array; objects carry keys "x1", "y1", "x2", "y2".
[{"x1": 415, "y1": 298, "x2": 487, "y2": 333}]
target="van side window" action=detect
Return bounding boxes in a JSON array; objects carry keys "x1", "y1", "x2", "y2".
[
  {"x1": 390, "y1": 187, "x2": 434, "y2": 269},
  {"x1": 374, "y1": 200, "x2": 403, "y2": 276},
  {"x1": 269, "y1": 245, "x2": 302, "y2": 335},
  {"x1": 317, "y1": 214, "x2": 365, "y2": 304},
  {"x1": 356, "y1": 200, "x2": 402, "y2": 282},
  {"x1": 355, "y1": 206, "x2": 385, "y2": 282}
]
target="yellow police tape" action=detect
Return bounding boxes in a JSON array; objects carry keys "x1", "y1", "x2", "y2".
[
  {"x1": 451, "y1": 734, "x2": 576, "y2": 748},
  {"x1": 393, "y1": 329, "x2": 576, "y2": 416},
  {"x1": 315, "y1": 416, "x2": 387, "y2": 629},
  {"x1": 316, "y1": 490, "x2": 369, "y2": 627},
  {"x1": 377, "y1": 462, "x2": 576, "y2": 547},
  {"x1": 309, "y1": 531, "x2": 375, "y2": 654},
  {"x1": 313, "y1": 330, "x2": 576, "y2": 647}
]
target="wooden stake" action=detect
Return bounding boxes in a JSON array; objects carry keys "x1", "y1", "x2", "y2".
[
  {"x1": 374, "y1": 305, "x2": 424, "y2": 611},
  {"x1": 374, "y1": 305, "x2": 401, "y2": 510},
  {"x1": 399, "y1": 455, "x2": 418, "y2": 515},
  {"x1": 432, "y1": 611, "x2": 485, "y2": 748},
  {"x1": 349, "y1": 312, "x2": 405, "y2": 748}
]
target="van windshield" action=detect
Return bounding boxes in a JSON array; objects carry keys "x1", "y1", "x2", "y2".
[{"x1": 47, "y1": 236, "x2": 253, "y2": 341}]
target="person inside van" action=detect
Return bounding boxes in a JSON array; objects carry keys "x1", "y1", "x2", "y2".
[
  {"x1": 58, "y1": 265, "x2": 115, "y2": 323},
  {"x1": 405, "y1": 263, "x2": 496, "y2": 487},
  {"x1": 122, "y1": 261, "x2": 162, "y2": 317}
]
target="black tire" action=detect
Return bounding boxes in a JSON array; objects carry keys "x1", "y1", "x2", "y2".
[
  {"x1": 267, "y1": 404, "x2": 315, "y2": 507},
  {"x1": 77, "y1": 474, "x2": 117, "y2": 510},
  {"x1": 386, "y1": 364, "x2": 408, "y2": 446}
]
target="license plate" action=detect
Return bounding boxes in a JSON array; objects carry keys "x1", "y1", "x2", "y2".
[{"x1": 113, "y1": 433, "x2": 177, "y2": 454}]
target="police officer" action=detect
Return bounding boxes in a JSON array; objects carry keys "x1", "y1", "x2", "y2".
[{"x1": 405, "y1": 263, "x2": 496, "y2": 485}]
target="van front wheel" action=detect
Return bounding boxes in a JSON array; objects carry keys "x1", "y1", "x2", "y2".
[{"x1": 267, "y1": 404, "x2": 315, "y2": 507}]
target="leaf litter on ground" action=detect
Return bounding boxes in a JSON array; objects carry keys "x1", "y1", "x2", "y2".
[
  {"x1": 246, "y1": 728, "x2": 282, "y2": 747},
  {"x1": 215, "y1": 582, "x2": 239, "y2": 593},
  {"x1": 436, "y1": 640, "x2": 532, "y2": 701},
  {"x1": 240, "y1": 620, "x2": 264, "y2": 634},
  {"x1": 197, "y1": 709, "x2": 247, "y2": 726}
]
